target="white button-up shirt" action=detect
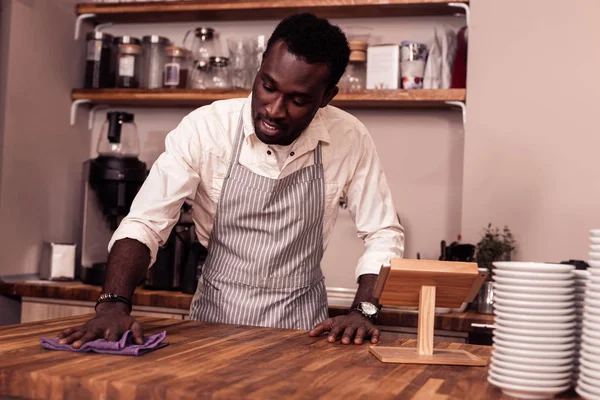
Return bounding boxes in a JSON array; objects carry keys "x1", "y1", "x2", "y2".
[{"x1": 109, "y1": 95, "x2": 404, "y2": 280}]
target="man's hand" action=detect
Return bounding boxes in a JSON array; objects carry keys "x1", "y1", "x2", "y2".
[
  {"x1": 309, "y1": 311, "x2": 380, "y2": 345},
  {"x1": 57, "y1": 302, "x2": 143, "y2": 348}
]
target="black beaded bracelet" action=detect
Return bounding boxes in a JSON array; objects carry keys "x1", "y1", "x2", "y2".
[{"x1": 95, "y1": 293, "x2": 132, "y2": 313}]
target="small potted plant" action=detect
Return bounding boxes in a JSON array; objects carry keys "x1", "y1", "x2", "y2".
[{"x1": 475, "y1": 223, "x2": 516, "y2": 314}]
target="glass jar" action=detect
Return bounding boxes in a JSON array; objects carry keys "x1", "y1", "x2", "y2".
[
  {"x1": 190, "y1": 60, "x2": 210, "y2": 89},
  {"x1": 116, "y1": 43, "x2": 142, "y2": 88},
  {"x1": 141, "y1": 35, "x2": 169, "y2": 89},
  {"x1": 207, "y1": 57, "x2": 230, "y2": 89},
  {"x1": 163, "y1": 46, "x2": 191, "y2": 89},
  {"x1": 340, "y1": 47, "x2": 367, "y2": 92},
  {"x1": 85, "y1": 32, "x2": 114, "y2": 89},
  {"x1": 183, "y1": 27, "x2": 218, "y2": 64}
]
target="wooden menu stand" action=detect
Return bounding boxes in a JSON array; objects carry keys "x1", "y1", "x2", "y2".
[{"x1": 369, "y1": 259, "x2": 488, "y2": 366}]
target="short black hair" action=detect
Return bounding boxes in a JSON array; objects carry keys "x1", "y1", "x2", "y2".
[{"x1": 265, "y1": 13, "x2": 350, "y2": 90}]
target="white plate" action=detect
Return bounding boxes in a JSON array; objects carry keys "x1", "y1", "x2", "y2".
[
  {"x1": 494, "y1": 270, "x2": 574, "y2": 280},
  {"x1": 494, "y1": 325, "x2": 576, "y2": 338},
  {"x1": 488, "y1": 376, "x2": 571, "y2": 400},
  {"x1": 588, "y1": 260, "x2": 600, "y2": 268},
  {"x1": 490, "y1": 364, "x2": 572, "y2": 381},
  {"x1": 581, "y1": 350, "x2": 600, "y2": 364},
  {"x1": 574, "y1": 269, "x2": 592, "y2": 278},
  {"x1": 579, "y1": 357, "x2": 600, "y2": 374},
  {"x1": 494, "y1": 347, "x2": 574, "y2": 360},
  {"x1": 490, "y1": 370, "x2": 571, "y2": 388},
  {"x1": 581, "y1": 341, "x2": 600, "y2": 356},
  {"x1": 493, "y1": 331, "x2": 574, "y2": 344},
  {"x1": 576, "y1": 386, "x2": 600, "y2": 400},
  {"x1": 492, "y1": 350, "x2": 574, "y2": 366},
  {"x1": 590, "y1": 244, "x2": 600, "y2": 252},
  {"x1": 583, "y1": 326, "x2": 600, "y2": 339},
  {"x1": 583, "y1": 311, "x2": 600, "y2": 324},
  {"x1": 577, "y1": 380, "x2": 600, "y2": 396},
  {"x1": 493, "y1": 262, "x2": 575, "y2": 273},
  {"x1": 589, "y1": 229, "x2": 600, "y2": 237},
  {"x1": 493, "y1": 292, "x2": 576, "y2": 302},
  {"x1": 494, "y1": 284, "x2": 575, "y2": 294},
  {"x1": 584, "y1": 306, "x2": 600, "y2": 317},
  {"x1": 491, "y1": 357, "x2": 574, "y2": 373},
  {"x1": 585, "y1": 297, "x2": 600, "y2": 308},
  {"x1": 493, "y1": 337, "x2": 575, "y2": 352},
  {"x1": 493, "y1": 304, "x2": 575, "y2": 316},
  {"x1": 496, "y1": 319, "x2": 576, "y2": 330},
  {"x1": 493, "y1": 276, "x2": 573, "y2": 287},
  {"x1": 495, "y1": 310, "x2": 576, "y2": 323},
  {"x1": 494, "y1": 297, "x2": 575, "y2": 309}
]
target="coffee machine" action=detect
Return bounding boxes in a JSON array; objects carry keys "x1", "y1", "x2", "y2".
[{"x1": 80, "y1": 111, "x2": 148, "y2": 285}]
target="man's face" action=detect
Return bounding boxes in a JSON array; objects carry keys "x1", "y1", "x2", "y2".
[{"x1": 251, "y1": 40, "x2": 338, "y2": 146}]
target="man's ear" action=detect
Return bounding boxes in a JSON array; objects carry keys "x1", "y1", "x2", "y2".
[{"x1": 320, "y1": 86, "x2": 339, "y2": 108}]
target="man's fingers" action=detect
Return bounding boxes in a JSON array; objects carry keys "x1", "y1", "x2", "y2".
[
  {"x1": 327, "y1": 324, "x2": 344, "y2": 343},
  {"x1": 369, "y1": 327, "x2": 381, "y2": 344},
  {"x1": 131, "y1": 321, "x2": 144, "y2": 345},
  {"x1": 309, "y1": 319, "x2": 333, "y2": 337},
  {"x1": 58, "y1": 327, "x2": 76, "y2": 339},
  {"x1": 105, "y1": 328, "x2": 120, "y2": 342},
  {"x1": 72, "y1": 330, "x2": 101, "y2": 349},
  {"x1": 59, "y1": 329, "x2": 86, "y2": 345},
  {"x1": 341, "y1": 326, "x2": 355, "y2": 345},
  {"x1": 354, "y1": 327, "x2": 366, "y2": 345}
]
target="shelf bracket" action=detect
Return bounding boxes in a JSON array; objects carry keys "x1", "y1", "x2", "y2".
[
  {"x1": 448, "y1": 2, "x2": 470, "y2": 27},
  {"x1": 445, "y1": 101, "x2": 467, "y2": 126},
  {"x1": 70, "y1": 99, "x2": 91, "y2": 126},
  {"x1": 75, "y1": 13, "x2": 96, "y2": 40}
]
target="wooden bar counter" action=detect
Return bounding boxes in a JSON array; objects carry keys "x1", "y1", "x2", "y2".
[
  {"x1": 0, "y1": 280, "x2": 494, "y2": 334},
  {"x1": 0, "y1": 315, "x2": 579, "y2": 399}
]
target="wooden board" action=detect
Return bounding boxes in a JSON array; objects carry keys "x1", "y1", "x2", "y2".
[
  {"x1": 369, "y1": 347, "x2": 488, "y2": 366},
  {"x1": 76, "y1": 0, "x2": 469, "y2": 23},
  {"x1": 70, "y1": 88, "x2": 467, "y2": 109},
  {"x1": 378, "y1": 259, "x2": 480, "y2": 308},
  {"x1": 0, "y1": 315, "x2": 548, "y2": 400}
]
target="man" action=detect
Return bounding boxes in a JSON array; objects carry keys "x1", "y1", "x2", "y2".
[{"x1": 59, "y1": 13, "x2": 404, "y2": 348}]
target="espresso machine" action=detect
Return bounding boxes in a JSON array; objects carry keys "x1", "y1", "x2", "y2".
[{"x1": 79, "y1": 111, "x2": 148, "y2": 285}]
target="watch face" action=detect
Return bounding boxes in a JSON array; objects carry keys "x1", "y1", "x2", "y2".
[{"x1": 361, "y1": 302, "x2": 378, "y2": 315}]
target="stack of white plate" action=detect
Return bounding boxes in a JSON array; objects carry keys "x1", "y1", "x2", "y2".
[
  {"x1": 576, "y1": 230, "x2": 600, "y2": 400},
  {"x1": 573, "y1": 267, "x2": 590, "y2": 384},
  {"x1": 489, "y1": 261, "x2": 576, "y2": 399}
]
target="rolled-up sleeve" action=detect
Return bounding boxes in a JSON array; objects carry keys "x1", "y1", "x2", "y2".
[
  {"x1": 345, "y1": 124, "x2": 405, "y2": 281},
  {"x1": 108, "y1": 115, "x2": 202, "y2": 265}
]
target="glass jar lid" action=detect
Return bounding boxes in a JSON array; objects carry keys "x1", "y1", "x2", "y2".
[
  {"x1": 113, "y1": 36, "x2": 141, "y2": 46},
  {"x1": 195, "y1": 27, "x2": 215, "y2": 40},
  {"x1": 119, "y1": 44, "x2": 143, "y2": 55},
  {"x1": 86, "y1": 31, "x2": 114, "y2": 42},
  {"x1": 209, "y1": 56, "x2": 229, "y2": 67},
  {"x1": 142, "y1": 35, "x2": 170, "y2": 45},
  {"x1": 166, "y1": 46, "x2": 190, "y2": 58}
]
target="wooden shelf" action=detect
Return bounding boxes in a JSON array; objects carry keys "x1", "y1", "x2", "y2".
[
  {"x1": 71, "y1": 88, "x2": 466, "y2": 109},
  {"x1": 76, "y1": 0, "x2": 469, "y2": 23}
]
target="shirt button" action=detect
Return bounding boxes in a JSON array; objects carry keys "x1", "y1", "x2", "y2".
[
  {"x1": 267, "y1": 150, "x2": 272, "y2": 155},
  {"x1": 290, "y1": 152, "x2": 295, "y2": 156}
]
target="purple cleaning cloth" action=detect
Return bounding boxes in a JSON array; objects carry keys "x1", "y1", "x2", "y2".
[{"x1": 40, "y1": 330, "x2": 168, "y2": 356}]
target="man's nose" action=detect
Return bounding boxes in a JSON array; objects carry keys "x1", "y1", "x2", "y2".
[{"x1": 265, "y1": 95, "x2": 286, "y2": 120}]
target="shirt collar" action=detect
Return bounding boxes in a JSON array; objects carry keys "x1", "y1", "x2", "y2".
[{"x1": 241, "y1": 93, "x2": 331, "y2": 149}]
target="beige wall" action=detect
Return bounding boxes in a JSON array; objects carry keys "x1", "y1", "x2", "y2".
[
  {"x1": 461, "y1": 0, "x2": 600, "y2": 262},
  {"x1": 0, "y1": 0, "x2": 89, "y2": 275}
]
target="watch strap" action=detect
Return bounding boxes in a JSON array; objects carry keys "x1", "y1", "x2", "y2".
[{"x1": 95, "y1": 293, "x2": 132, "y2": 313}]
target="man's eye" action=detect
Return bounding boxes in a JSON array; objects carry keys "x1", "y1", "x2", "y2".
[
  {"x1": 263, "y1": 84, "x2": 275, "y2": 93},
  {"x1": 293, "y1": 99, "x2": 307, "y2": 107}
]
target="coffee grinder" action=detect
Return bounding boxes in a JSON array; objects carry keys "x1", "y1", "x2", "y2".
[{"x1": 80, "y1": 111, "x2": 148, "y2": 285}]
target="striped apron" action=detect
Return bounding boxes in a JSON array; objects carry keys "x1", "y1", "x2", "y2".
[{"x1": 189, "y1": 115, "x2": 329, "y2": 330}]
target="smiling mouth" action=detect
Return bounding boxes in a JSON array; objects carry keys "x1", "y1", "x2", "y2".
[{"x1": 259, "y1": 119, "x2": 285, "y2": 136}]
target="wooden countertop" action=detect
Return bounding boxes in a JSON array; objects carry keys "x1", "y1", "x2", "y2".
[
  {"x1": 0, "y1": 315, "x2": 577, "y2": 400},
  {"x1": 0, "y1": 280, "x2": 494, "y2": 333}
]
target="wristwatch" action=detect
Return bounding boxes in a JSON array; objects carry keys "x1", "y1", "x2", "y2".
[{"x1": 353, "y1": 301, "x2": 380, "y2": 321}]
